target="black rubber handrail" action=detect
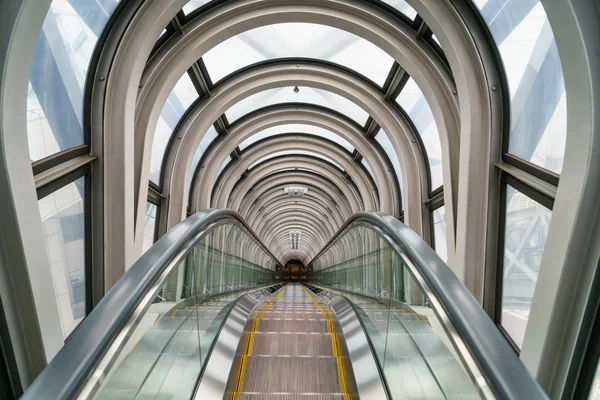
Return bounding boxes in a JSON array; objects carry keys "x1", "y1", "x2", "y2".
[
  {"x1": 22, "y1": 209, "x2": 281, "y2": 400},
  {"x1": 307, "y1": 212, "x2": 547, "y2": 400}
]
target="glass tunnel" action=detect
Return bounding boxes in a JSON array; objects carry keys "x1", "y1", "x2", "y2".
[{"x1": 2, "y1": 0, "x2": 599, "y2": 399}]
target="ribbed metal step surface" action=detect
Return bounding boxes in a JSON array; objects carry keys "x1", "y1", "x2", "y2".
[{"x1": 233, "y1": 284, "x2": 354, "y2": 399}]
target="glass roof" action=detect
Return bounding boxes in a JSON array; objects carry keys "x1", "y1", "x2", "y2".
[
  {"x1": 225, "y1": 87, "x2": 369, "y2": 126},
  {"x1": 476, "y1": 0, "x2": 566, "y2": 174},
  {"x1": 375, "y1": 130, "x2": 404, "y2": 207},
  {"x1": 380, "y1": 0, "x2": 418, "y2": 20},
  {"x1": 27, "y1": 0, "x2": 120, "y2": 162},
  {"x1": 203, "y1": 23, "x2": 394, "y2": 86},
  {"x1": 249, "y1": 150, "x2": 344, "y2": 170},
  {"x1": 395, "y1": 78, "x2": 443, "y2": 190},
  {"x1": 183, "y1": 0, "x2": 211, "y2": 16},
  {"x1": 238, "y1": 124, "x2": 354, "y2": 153},
  {"x1": 188, "y1": 125, "x2": 219, "y2": 191},
  {"x1": 149, "y1": 73, "x2": 199, "y2": 184}
]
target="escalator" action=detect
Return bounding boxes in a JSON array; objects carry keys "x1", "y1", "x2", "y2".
[{"x1": 21, "y1": 210, "x2": 547, "y2": 400}]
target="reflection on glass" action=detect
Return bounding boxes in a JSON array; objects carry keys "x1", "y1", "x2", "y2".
[
  {"x1": 94, "y1": 221, "x2": 276, "y2": 399},
  {"x1": 380, "y1": 0, "x2": 418, "y2": 20},
  {"x1": 375, "y1": 130, "x2": 404, "y2": 207},
  {"x1": 38, "y1": 176, "x2": 86, "y2": 339},
  {"x1": 432, "y1": 206, "x2": 448, "y2": 263},
  {"x1": 142, "y1": 203, "x2": 157, "y2": 255},
  {"x1": 239, "y1": 124, "x2": 354, "y2": 152},
  {"x1": 27, "y1": 0, "x2": 120, "y2": 161},
  {"x1": 396, "y1": 78, "x2": 443, "y2": 190},
  {"x1": 312, "y1": 223, "x2": 482, "y2": 399},
  {"x1": 183, "y1": 0, "x2": 212, "y2": 15},
  {"x1": 589, "y1": 362, "x2": 600, "y2": 400},
  {"x1": 203, "y1": 23, "x2": 394, "y2": 86},
  {"x1": 225, "y1": 87, "x2": 369, "y2": 126},
  {"x1": 150, "y1": 73, "x2": 199, "y2": 184},
  {"x1": 188, "y1": 126, "x2": 219, "y2": 192},
  {"x1": 501, "y1": 185, "x2": 552, "y2": 348},
  {"x1": 248, "y1": 150, "x2": 343, "y2": 171},
  {"x1": 475, "y1": 0, "x2": 566, "y2": 173}
]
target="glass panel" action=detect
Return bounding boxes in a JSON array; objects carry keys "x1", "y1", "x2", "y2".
[
  {"x1": 183, "y1": 0, "x2": 212, "y2": 16},
  {"x1": 375, "y1": 130, "x2": 404, "y2": 207},
  {"x1": 93, "y1": 221, "x2": 276, "y2": 399},
  {"x1": 225, "y1": 87, "x2": 369, "y2": 126},
  {"x1": 432, "y1": 206, "x2": 448, "y2": 263},
  {"x1": 27, "y1": 0, "x2": 120, "y2": 162},
  {"x1": 239, "y1": 124, "x2": 354, "y2": 152},
  {"x1": 142, "y1": 203, "x2": 157, "y2": 255},
  {"x1": 248, "y1": 150, "x2": 344, "y2": 170},
  {"x1": 501, "y1": 184, "x2": 552, "y2": 348},
  {"x1": 188, "y1": 126, "x2": 219, "y2": 192},
  {"x1": 589, "y1": 362, "x2": 600, "y2": 399},
  {"x1": 396, "y1": 78, "x2": 443, "y2": 190},
  {"x1": 38, "y1": 176, "x2": 86, "y2": 339},
  {"x1": 150, "y1": 73, "x2": 199, "y2": 184},
  {"x1": 203, "y1": 23, "x2": 394, "y2": 86},
  {"x1": 475, "y1": 0, "x2": 566, "y2": 173},
  {"x1": 380, "y1": 0, "x2": 418, "y2": 20},
  {"x1": 312, "y1": 222, "x2": 483, "y2": 399}
]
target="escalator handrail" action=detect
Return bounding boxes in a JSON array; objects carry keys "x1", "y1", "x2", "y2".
[
  {"x1": 22, "y1": 209, "x2": 281, "y2": 400},
  {"x1": 307, "y1": 212, "x2": 547, "y2": 400}
]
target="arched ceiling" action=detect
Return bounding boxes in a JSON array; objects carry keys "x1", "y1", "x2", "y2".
[{"x1": 86, "y1": 0, "x2": 498, "y2": 266}]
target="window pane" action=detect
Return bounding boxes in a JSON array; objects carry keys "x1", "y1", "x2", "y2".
[
  {"x1": 432, "y1": 206, "x2": 448, "y2": 263},
  {"x1": 38, "y1": 176, "x2": 86, "y2": 339},
  {"x1": 203, "y1": 23, "x2": 394, "y2": 86},
  {"x1": 239, "y1": 124, "x2": 354, "y2": 152},
  {"x1": 395, "y1": 78, "x2": 443, "y2": 190},
  {"x1": 226, "y1": 87, "x2": 369, "y2": 126},
  {"x1": 183, "y1": 0, "x2": 212, "y2": 16},
  {"x1": 476, "y1": 0, "x2": 566, "y2": 173},
  {"x1": 379, "y1": 0, "x2": 418, "y2": 20},
  {"x1": 589, "y1": 363, "x2": 600, "y2": 399},
  {"x1": 249, "y1": 150, "x2": 343, "y2": 170},
  {"x1": 142, "y1": 203, "x2": 157, "y2": 255},
  {"x1": 501, "y1": 184, "x2": 552, "y2": 348},
  {"x1": 188, "y1": 126, "x2": 219, "y2": 192},
  {"x1": 27, "y1": 0, "x2": 120, "y2": 162},
  {"x1": 150, "y1": 73, "x2": 199, "y2": 184},
  {"x1": 375, "y1": 130, "x2": 404, "y2": 207}
]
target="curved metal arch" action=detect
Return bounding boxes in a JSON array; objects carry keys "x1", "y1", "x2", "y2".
[
  {"x1": 224, "y1": 158, "x2": 365, "y2": 213},
  {"x1": 231, "y1": 171, "x2": 358, "y2": 217},
  {"x1": 213, "y1": 135, "x2": 378, "y2": 210},
  {"x1": 245, "y1": 192, "x2": 346, "y2": 229},
  {"x1": 259, "y1": 210, "x2": 334, "y2": 243},
  {"x1": 252, "y1": 201, "x2": 340, "y2": 241},
  {"x1": 268, "y1": 224, "x2": 327, "y2": 260},
  {"x1": 239, "y1": 182, "x2": 352, "y2": 223},
  {"x1": 272, "y1": 236, "x2": 320, "y2": 262},
  {"x1": 128, "y1": 0, "x2": 463, "y2": 238},
  {"x1": 159, "y1": 60, "x2": 429, "y2": 234},
  {"x1": 262, "y1": 216, "x2": 330, "y2": 254},
  {"x1": 188, "y1": 103, "x2": 401, "y2": 212}
]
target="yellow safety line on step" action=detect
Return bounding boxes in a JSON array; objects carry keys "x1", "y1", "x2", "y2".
[
  {"x1": 300, "y1": 285, "x2": 352, "y2": 400},
  {"x1": 230, "y1": 284, "x2": 290, "y2": 399}
]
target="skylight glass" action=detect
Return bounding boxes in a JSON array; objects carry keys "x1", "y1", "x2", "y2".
[
  {"x1": 225, "y1": 87, "x2": 369, "y2": 125},
  {"x1": 183, "y1": 0, "x2": 211, "y2": 16},
  {"x1": 249, "y1": 151, "x2": 343, "y2": 170},
  {"x1": 380, "y1": 0, "x2": 418, "y2": 20},
  {"x1": 395, "y1": 78, "x2": 443, "y2": 190},
  {"x1": 187, "y1": 125, "x2": 219, "y2": 192},
  {"x1": 239, "y1": 124, "x2": 354, "y2": 152},
  {"x1": 203, "y1": 23, "x2": 394, "y2": 86},
  {"x1": 375, "y1": 130, "x2": 404, "y2": 207},
  {"x1": 149, "y1": 73, "x2": 199, "y2": 184}
]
